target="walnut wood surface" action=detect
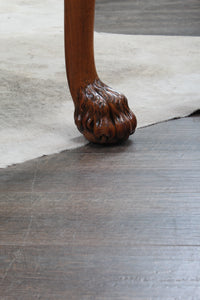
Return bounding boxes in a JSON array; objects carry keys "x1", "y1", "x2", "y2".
[
  {"x1": 0, "y1": 114, "x2": 200, "y2": 299},
  {"x1": 95, "y1": 0, "x2": 200, "y2": 36},
  {"x1": 64, "y1": 0, "x2": 137, "y2": 144}
]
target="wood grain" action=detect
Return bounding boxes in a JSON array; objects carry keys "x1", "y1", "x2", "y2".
[
  {"x1": 64, "y1": 0, "x2": 136, "y2": 144},
  {"x1": 95, "y1": 0, "x2": 200, "y2": 36},
  {"x1": 0, "y1": 114, "x2": 200, "y2": 299}
]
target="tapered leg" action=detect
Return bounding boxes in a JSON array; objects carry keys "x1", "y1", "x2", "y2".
[{"x1": 64, "y1": 0, "x2": 137, "y2": 144}]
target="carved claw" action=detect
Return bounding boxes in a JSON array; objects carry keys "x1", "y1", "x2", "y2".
[{"x1": 74, "y1": 79, "x2": 137, "y2": 144}]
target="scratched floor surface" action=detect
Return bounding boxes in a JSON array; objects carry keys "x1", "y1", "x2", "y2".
[
  {"x1": 95, "y1": 0, "x2": 200, "y2": 36},
  {"x1": 0, "y1": 113, "x2": 200, "y2": 299}
]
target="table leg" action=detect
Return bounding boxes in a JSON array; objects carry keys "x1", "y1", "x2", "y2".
[{"x1": 64, "y1": 0, "x2": 137, "y2": 144}]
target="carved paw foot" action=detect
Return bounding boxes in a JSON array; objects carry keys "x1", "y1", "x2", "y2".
[{"x1": 74, "y1": 79, "x2": 137, "y2": 144}]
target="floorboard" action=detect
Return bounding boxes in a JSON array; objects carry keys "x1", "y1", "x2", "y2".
[
  {"x1": 0, "y1": 114, "x2": 200, "y2": 299},
  {"x1": 95, "y1": 0, "x2": 200, "y2": 36}
]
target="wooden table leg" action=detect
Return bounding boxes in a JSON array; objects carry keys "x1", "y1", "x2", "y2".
[{"x1": 64, "y1": 0, "x2": 137, "y2": 144}]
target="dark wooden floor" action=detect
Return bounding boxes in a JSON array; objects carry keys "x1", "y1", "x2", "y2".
[
  {"x1": 1, "y1": 0, "x2": 200, "y2": 299},
  {"x1": 0, "y1": 113, "x2": 200, "y2": 299},
  {"x1": 95, "y1": 0, "x2": 200, "y2": 36}
]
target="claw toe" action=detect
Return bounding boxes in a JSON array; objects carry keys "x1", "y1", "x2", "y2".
[{"x1": 74, "y1": 79, "x2": 137, "y2": 144}]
